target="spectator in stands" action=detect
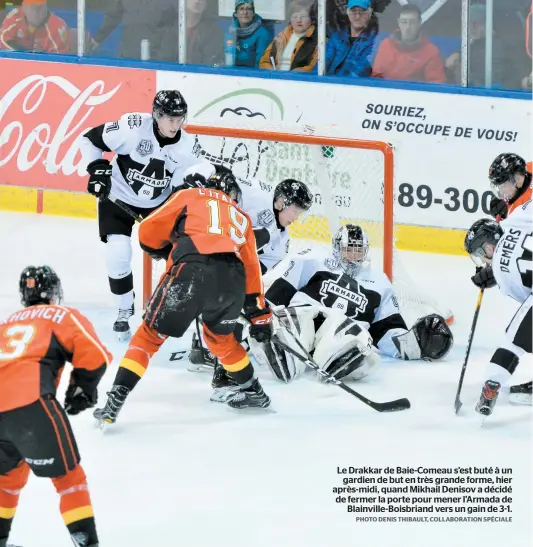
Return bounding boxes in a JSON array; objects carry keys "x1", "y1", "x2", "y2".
[
  {"x1": 231, "y1": 0, "x2": 271, "y2": 68},
  {"x1": 186, "y1": 0, "x2": 224, "y2": 65},
  {"x1": 90, "y1": 0, "x2": 180, "y2": 62},
  {"x1": 259, "y1": 0, "x2": 317, "y2": 72},
  {"x1": 372, "y1": 3, "x2": 446, "y2": 83},
  {"x1": 325, "y1": 0, "x2": 378, "y2": 77},
  {"x1": 444, "y1": 3, "x2": 505, "y2": 87},
  {"x1": 0, "y1": 0, "x2": 69, "y2": 53},
  {"x1": 317, "y1": 0, "x2": 391, "y2": 37}
]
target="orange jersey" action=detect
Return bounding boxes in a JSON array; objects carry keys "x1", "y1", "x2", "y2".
[
  {"x1": 0, "y1": 305, "x2": 112, "y2": 412},
  {"x1": 508, "y1": 162, "x2": 532, "y2": 215},
  {"x1": 139, "y1": 187, "x2": 263, "y2": 296},
  {"x1": 0, "y1": 8, "x2": 70, "y2": 53}
]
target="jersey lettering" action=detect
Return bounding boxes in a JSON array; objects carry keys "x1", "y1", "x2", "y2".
[
  {"x1": 319, "y1": 274, "x2": 369, "y2": 316},
  {"x1": 127, "y1": 158, "x2": 171, "y2": 199}
]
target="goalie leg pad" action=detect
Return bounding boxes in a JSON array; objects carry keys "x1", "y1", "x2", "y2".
[
  {"x1": 313, "y1": 315, "x2": 379, "y2": 381},
  {"x1": 249, "y1": 306, "x2": 314, "y2": 382}
]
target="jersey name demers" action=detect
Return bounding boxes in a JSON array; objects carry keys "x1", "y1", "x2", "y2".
[{"x1": 498, "y1": 228, "x2": 520, "y2": 273}]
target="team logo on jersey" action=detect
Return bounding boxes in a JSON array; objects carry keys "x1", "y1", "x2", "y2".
[
  {"x1": 106, "y1": 121, "x2": 119, "y2": 133},
  {"x1": 325, "y1": 257, "x2": 340, "y2": 270},
  {"x1": 136, "y1": 140, "x2": 153, "y2": 157},
  {"x1": 126, "y1": 158, "x2": 171, "y2": 198},
  {"x1": 257, "y1": 209, "x2": 275, "y2": 227},
  {"x1": 128, "y1": 114, "x2": 142, "y2": 129},
  {"x1": 319, "y1": 274, "x2": 368, "y2": 316}
]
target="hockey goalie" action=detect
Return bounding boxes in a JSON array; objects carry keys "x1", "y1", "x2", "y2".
[{"x1": 251, "y1": 224, "x2": 454, "y2": 383}]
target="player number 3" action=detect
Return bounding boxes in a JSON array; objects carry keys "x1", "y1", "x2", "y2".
[
  {"x1": 0, "y1": 325, "x2": 36, "y2": 362},
  {"x1": 206, "y1": 200, "x2": 248, "y2": 245}
]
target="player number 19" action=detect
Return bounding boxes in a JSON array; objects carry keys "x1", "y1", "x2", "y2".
[{"x1": 206, "y1": 200, "x2": 248, "y2": 245}]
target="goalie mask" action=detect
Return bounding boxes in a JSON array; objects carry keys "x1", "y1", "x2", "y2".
[
  {"x1": 464, "y1": 218, "x2": 503, "y2": 267},
  {"x1": 19, "y1": 265, "x2": 63, "y2": 307},
  {"x1": 333, "y1": 224, "x2": 369, "y2": 278}
]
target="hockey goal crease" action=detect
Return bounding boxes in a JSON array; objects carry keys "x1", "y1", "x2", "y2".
[{"x1": 142, "y1": 122, "x2": 454, "y2": 327}]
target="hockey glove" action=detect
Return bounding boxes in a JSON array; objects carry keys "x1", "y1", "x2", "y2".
[
  {"x1": 64, "y1": 383, "x2": 97, "y2": 416},
  {"x1": 87, "y1": 159, "x2": 112, "y2": 199},
  {"x1": 489, "y1": 196, "x2": 508, "y2": 219},
  {"x1": 471, "y1": 265, "x2": 497, "y2": 289},
  {"x1": 243, "y1": 294, "x2": 274, "y2": 343},
  {"x1": 146, "y1": 243, "x2": 172, "y2": 262}
]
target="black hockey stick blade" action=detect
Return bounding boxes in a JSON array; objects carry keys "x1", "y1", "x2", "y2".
[
  {"x1": 105, "y1": 195, "x2": 144, "y2": 223},
  {"x1": 454, "y1": 289, "x2": 484, "y2": 415},
  {"x1": 272, "y1": 334, "x2": 410, "y2": 413}
]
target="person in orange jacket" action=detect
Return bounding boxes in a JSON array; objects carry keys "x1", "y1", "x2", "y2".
[
  {"x1": 371, "y1": 3, "x2": 445, "y2": 84},
  {"x1": 488, "y1": 153, "x2": 532, "y2": 219},
  {"x1": 0, "y1": 0, "x2": 70, "y2": 53}
]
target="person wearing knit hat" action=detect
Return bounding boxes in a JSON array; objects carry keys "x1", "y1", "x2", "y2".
[
  {"x1": 231, "y1": 0, "x2": 271, "y2": 68},
  {"x1": 0, "y1": 0, "x2": 70, "y2": 52}
]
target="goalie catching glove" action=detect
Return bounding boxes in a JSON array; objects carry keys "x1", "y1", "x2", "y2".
[
  {"x1": 243, "y1": 294, "x2": 273, "y2": 342},
  {"x1": 392, "y1": 314, "x2": 453, "y2": 361},
  {"x1": 86, "y1": 159, "x2": 112, "y2": 199}
]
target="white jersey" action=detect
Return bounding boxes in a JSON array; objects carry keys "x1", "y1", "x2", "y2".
[
  {"x1": 493, "y1": 199, "x2": 532, "y2": 303},
  {"x1": 239, "y1": 179, "x2": 289, "y2": 271},
  {"x1": 267, "y1": 248, "x2": 408, "y2": 357},
  {"x1": 79, "y1": 112, "x2": 214, "y2": 208}
]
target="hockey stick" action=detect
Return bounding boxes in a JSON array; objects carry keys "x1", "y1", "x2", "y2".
[
  {"x1": 105, "y1": 195, "x2": 144, "y2": 223},
  {"x1": 454, "y1": 289, "x2": 484, "y2": 414},
  {"x1": 246, "y1": 307, "x2": 410, "y2": 412},
  {"x1": 454, "y1": 212, "x2": 503, "y2": 414}
]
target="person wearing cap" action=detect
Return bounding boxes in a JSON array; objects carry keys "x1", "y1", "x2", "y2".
[
  {"x1": 325, "y1": 0, "x2": 378, "y2": 77},
  {"x1": 231, "y1": 0, "x2": 271, "y2": 68},
  {"x1": 444, "y1": 2, "x2": 505, "y2": 87},
  {"x1": 259, "y1": 0, "x2": 318, "y2": 72},
  {"x1": 0, "y1": 0, "x2": 70, "y2": 52},
  {"x1": 372, "y1": 3, "x2": 446, "y2": 83}
]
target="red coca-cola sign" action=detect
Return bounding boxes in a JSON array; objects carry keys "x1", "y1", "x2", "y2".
[{"x1": 0, "y1": 59, "x2": 155, "y2": 191}]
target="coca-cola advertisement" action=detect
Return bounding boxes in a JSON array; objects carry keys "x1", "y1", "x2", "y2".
[{"x1": 0, "y1": 60, "x2": 155, "y2": 191}]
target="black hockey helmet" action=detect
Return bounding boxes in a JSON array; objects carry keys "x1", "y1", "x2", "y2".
[
  {"x1": 464, "y1": 218, "x2": 503, "y2": 266},
  {"x1": 333, "y1": 224, "x2": 369, "y2": 277},
  {"x1": 19, "y1": 265, "x2": 63, "y2": 307},
  {"x1": 274, "y1": 179, "x2": 313, "y2": 211},
  {"x1": 489, "y1": 153, "x2": 527, "y2": 186},
  {"x1": 205, "y1": 171, "x2": 242, "y2": 204},
  {"x1": 153, "y1": 90, "x2": 188, "y2": 119}
]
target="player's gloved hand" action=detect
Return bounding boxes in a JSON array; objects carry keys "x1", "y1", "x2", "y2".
[
  {"x1": 64, "y1": 383, "x2": 97, "y2": 416},
  {"x1": 243, "y1": 294, "x2": 274, "y2": 343},
  {"x1": 147, "y1": 243, "x2": 172, "y2": 262},
  {"x1": 87, "y1": 159, "x2": 112, "y2": 199},
  {"x1": 489, "y1": 196, "x2": 508, "y2": 219},
  {"x1": 471, "y1": 266, "x2": 497, "y2": 289}
]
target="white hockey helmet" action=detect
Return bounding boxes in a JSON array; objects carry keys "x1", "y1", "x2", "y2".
[{"x1": 333, "y1": 224, "x2": 369, "y2": 278}]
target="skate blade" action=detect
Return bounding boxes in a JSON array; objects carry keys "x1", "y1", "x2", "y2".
[
  {"x1": 115, "y1": 330, "x2": 131, "y2": 343},
  {"x1": 187, "y1": 362, "x2": 215, "y2": 373},
  {"x1": 508, "y1": 394, "x2": 532, "y2": 406},
  {"x1": 94, "y1": 416, "x2": 114, "y2": 433}
]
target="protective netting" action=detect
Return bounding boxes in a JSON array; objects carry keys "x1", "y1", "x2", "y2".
[{"x1": 146, "y1": 124, "x2": 453, "y2": 326}]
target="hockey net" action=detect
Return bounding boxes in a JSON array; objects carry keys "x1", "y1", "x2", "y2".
[{"x1": 142, "y1": 123, "x2": 453, "y2": 326}]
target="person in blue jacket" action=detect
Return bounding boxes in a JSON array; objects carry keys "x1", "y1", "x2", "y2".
[
  {"x1": 232, "y1": 0, "x2": 271, "y2": 68},
  {"x1": 325, "y1": 0, "x2": 378, "y2": 77}
]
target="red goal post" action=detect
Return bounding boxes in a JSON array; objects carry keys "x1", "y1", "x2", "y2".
[{"x1": 142, "y1": 124, "x2": 394, "y2": 308}]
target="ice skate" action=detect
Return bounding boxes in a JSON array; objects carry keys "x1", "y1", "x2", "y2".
[
  {"x1": 188, "y1": 332, "x2": 217, "y2": 372},
  {"x1": 113, "y1": 303, "x2": 134, "y2": 342},
  {"x1": 70, "y1": 531, "x2": 98, "y2": 546},
  {"x1": 475, "y1": 380, "x2": 501, "y2": 417},
  {"x1": 226, "y1": 379, "x2": 271, "y2": 409},
  {"x1": 93, "y1": 385, "x2": 130, "y2": 430},
  {"x1": 210, "y1": 362, "x2": 238, "y2": 403},
  {"x1": 509, "y1": 381, "x2": 532, "y2": 406}
]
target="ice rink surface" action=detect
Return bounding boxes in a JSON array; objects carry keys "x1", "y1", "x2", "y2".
[{"x1": 0, "y1": 211, "x2": 531, "y2": 547}]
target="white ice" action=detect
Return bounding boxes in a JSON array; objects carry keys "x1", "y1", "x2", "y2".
[{"x1": 0, "y1": 211, "x2": 531, "y2": 547}]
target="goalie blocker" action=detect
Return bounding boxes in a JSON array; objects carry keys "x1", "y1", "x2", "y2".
[{"x1": 251, "y1": 305, "x2": 453, "y2": 383}]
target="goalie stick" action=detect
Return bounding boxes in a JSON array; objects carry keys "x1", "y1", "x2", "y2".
[{"x1": 245, "y1": 306, "x2": 411, "y2": 413}]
